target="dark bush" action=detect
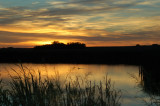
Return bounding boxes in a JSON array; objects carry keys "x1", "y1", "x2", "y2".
[{"x1": 34, "y1": 41, "x2": 86, "y2": 49}]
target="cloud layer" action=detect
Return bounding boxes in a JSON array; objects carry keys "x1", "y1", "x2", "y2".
[{"x1": 0, "y1": 0, "x2": 160, "y2": 47}]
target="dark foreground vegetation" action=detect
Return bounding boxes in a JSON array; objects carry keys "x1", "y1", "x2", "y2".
[
  {"x1": 0, "y1": 65, "x2": 121, "y2": 106},
  {"x1": 0, "y1": 64, "x2": 160, "y2": 105},
  {"x1": 140, "y1": 65, "x2": 160, "y2": 96},
  {"x1": 126, "y1": 64, "x2": 160, "y2": 105},
  {"x1": 138, "y1": 64, "x2": 160, "y2": 105},
  {"x1": 0, "y1": 42, "x2": 160, "y2": 65}
]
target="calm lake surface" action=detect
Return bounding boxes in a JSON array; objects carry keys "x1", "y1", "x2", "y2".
[{"x1": 0, "y1": 63, "x2": 152, "y2": 106}]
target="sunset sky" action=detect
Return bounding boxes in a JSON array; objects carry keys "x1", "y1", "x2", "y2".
[{"x1": 0, "y1": 0, "x2": 160, "y2": 48}]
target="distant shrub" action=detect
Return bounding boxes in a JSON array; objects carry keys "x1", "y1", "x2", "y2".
[
  {"x1": 136, "y1": 44, "x2": 141, "y2": 47},
  {"x1": 152, "y1": 44, "x2": 159, "y2": 47},
  {"x1": 34, "y1": 41, "x2": 86, "y2": 49},
  {"x1": 67, "y1": 42, "x2": 86, "y2": 49}
]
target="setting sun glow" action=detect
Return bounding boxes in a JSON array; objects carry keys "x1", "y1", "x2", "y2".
[
  {"x1": 0, "y1": 0, "x2": 160, "y2": 48},
  {"x1": 36, "y1": 41, "x2": 53, "y2": 45}
]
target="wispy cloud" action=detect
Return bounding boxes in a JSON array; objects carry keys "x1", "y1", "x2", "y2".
[{"x1": 0, "y1": 0, "x2": 160, "y2": 47}]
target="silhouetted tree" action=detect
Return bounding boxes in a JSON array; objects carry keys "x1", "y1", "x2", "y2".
[
  {"x1": 136, "y1": 44, "x2": 141, "y2": 47},
  {"x1": 34, "y1": 41, "x2": 86, "y2": 49},
  {"x1": 51, "y1": 41, "x2": 66, "y2": 49},
  {"x1": 152, "y1": 44, "x2": 159, "y2": 47},
  {"x1": 67, "y1": 42, "x2": 86, "y2": 49}
]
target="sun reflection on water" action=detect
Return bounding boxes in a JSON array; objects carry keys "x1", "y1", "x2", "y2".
[{"x1": 0, "y1": 63, "x2": 146, "y2": 106}]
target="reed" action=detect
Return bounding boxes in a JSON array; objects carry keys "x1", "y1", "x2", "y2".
[
  {"x1": 0, "y1": 64, "x2": 122, "y2": 106},
  {"x1": 129, "y1": 65, "x2": 160, "y2": 106},
  {"x1": 0, "y1": 75, "x2": 11, "y2": 106}
]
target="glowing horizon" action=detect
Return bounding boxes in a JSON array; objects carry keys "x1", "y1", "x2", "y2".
[{"x1": 0, "y1": 0, "x2": 160, "y2": 48}]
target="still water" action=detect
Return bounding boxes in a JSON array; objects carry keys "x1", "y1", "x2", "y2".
[{"x1": 0, "y1": 63, "x2": 152, "y2": 106}]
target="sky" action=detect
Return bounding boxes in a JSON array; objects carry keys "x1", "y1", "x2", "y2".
[{"x1": 0, "y1": 0, "x2": 160, "y2": 47}]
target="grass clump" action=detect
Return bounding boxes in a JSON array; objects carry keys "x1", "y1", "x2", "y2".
[
  {"x1": 0, "y1": 75, "x2": 11, "y2": 106},
  {"x1": 0, "y1": 64, "x2": 122, "y2": 106}
]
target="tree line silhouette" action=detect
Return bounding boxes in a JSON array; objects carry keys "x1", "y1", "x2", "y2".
[{"x1": 34, "y1": 41, "x2": 86, "y2": 49}]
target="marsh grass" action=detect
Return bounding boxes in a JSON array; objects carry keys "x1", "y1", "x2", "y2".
[
  {"x1": 129, "y1": 66, "x2": 160, "y2": 106},
  {"x1": 0, "y1": 74, "x2": 11, "y2": 106},
  {"x1": 0, "y1": 64, "x2": 122, "y2": 106},
  {"x1": 142, "y1": 95, "x2": 160, "y2": 106}
]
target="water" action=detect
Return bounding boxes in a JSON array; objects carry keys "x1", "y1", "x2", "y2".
[{"x1": 0, "y1": 63, "x2": 153, "y2": 106}]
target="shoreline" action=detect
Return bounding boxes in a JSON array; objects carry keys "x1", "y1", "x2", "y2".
[{"x1": 0, "y1": 46, "x2": 160, "y2": 65}]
